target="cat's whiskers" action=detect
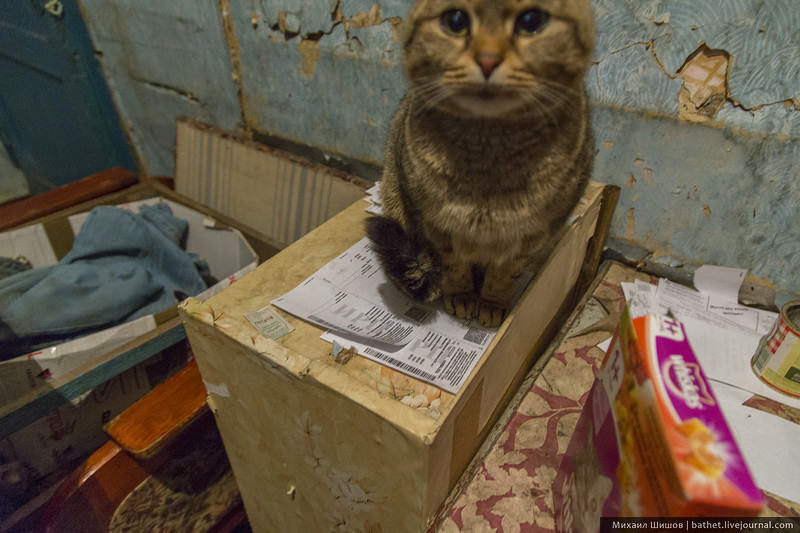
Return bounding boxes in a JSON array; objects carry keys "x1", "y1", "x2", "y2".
[
  {"x1": 518, "y1": 92, "x2": 561, "y2": 126},
  {"x1": 536, "y1": 78, "x2": 582, "y2": 99},
  {"x1": 509, "y1": 69, "x2": 582, "y2": 97},
  {"x1": 536, "y1": 88, "x2": 578, "y2": 115},
  {"x1": 517, "y1": 86, "x2": 574, "y2": 125},
  {"x1": 409, "y1": 78, "x2": 454, "y2": 116},
  {"x1": 509, "y1": 77, "x2": 581, "y2": 124}
]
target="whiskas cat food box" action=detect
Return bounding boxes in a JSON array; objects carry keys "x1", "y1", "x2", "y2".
[{"x1": 554, "y1": 308, "x2": 764, "y2": 532}]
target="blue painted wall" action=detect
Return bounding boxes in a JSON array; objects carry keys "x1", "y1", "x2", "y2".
[{"x1": 77, "y1": 0, "x2": 799, "y2": 296}]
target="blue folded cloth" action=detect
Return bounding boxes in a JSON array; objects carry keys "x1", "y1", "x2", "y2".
[{"x1": 0, "y1": 203, "x2": 209, "y2": 355}]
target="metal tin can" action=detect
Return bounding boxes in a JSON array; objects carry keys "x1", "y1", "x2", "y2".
[{"x1": 751, "y1": 300, "x2": 800, "y2": 398}]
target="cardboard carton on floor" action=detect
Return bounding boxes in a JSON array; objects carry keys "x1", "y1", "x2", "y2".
[
  {"x1": 180, "y1": 182, "x2": 607, "y2": 532},
  {"x1": 0, "y1": 182, "x2": 280, "y2": 483}
]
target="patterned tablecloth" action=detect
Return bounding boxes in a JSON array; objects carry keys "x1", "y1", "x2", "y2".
[{"x1": 437, "y1": 261, "x2": 800, "y2": 532}]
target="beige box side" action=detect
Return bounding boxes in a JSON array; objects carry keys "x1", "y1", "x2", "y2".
[
  {"x1": 181, "y1": 302, "x2": 434, "y2": 532},
  {"x1": 179, "y1": 182, "x2": 604, "y2": 532}
]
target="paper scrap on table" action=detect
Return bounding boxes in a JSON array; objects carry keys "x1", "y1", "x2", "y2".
[
  {"x1": 597, "y1": 338, "x2": 612, "y2": 353},
  {"x1": 711, "y1": 380, "x2": 800, "y2": 504},
  {"x1": 272, "y1": 237, "x2": 532, "y2": 394},
  {"x1": 621, "y1": 279, "x2": 656, "y2": 319},
  {"x1": 364, "y1": 182, "x2": 383, "y2": 215},
  {"x1": 624, "y1": 269, "x2": 774, "y2": 334},
  {"x1": 694, "y1": 264, "x2": 746, "y2": 303},
  {"x1": 655, "y1": 278, "x2": 776, "y2": 335}
]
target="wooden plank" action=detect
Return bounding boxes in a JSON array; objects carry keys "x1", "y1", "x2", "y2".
[
  {"x1": 0, "y1": 168, "x2": 138, "y2": 231},
  {"x1": 575, "y1": 184, "x2": 621, "y2": 298},
  {"x1": 174, "y1": 118, "x2": 371, "y2": 246},
  {"x1": 104, "y1": 359, "x2": 209, "y2": 460},
  {"x1": 34, "y1": 441, "x2": 148, "y2": 533},
  {"x1": 0, "y1": 319, "x2": 186, "y2": 441}
]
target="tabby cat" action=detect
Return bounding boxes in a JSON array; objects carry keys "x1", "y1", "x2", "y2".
[{"x1": 366, "y1": 0, "x2": 595, "y2": 327}]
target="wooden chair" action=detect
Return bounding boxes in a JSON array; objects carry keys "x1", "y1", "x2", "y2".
[{"x1": 16, "y1": 359, "x2": 245, "y2": 533}]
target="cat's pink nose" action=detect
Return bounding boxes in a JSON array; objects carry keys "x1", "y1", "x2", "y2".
[{"x1": 476, "y1": 53, "x2": 501, "y2": 79}]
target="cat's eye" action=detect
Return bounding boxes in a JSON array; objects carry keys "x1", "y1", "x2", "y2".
[
  {"x1": 440, "y1": 9, "x2": 470, "y2": 37},
  {"x1": 514, "y1": 8, "x2": 549, "y2": 36}
]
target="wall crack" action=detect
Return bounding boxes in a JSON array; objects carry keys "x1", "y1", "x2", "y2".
[
  {"x1": 600, "y1": 37, "x2": 797, "y2": 124},
  {"x1": 218, "y1": 0, "x2": 251, "y2": 132},
  {"x1": 676, "y1": 44, "x2": 730, "y2": 123},
  {"x1": 132, "y1": 76, "x2": 201, "y2": 105}
]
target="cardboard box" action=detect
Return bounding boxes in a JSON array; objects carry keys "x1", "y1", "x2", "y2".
[
  {"x1": 179, "y1": 182, "x2": 606, "y2": 532},
  {"x1": 554, "y1": 309, "x2": 764, "y2": 532},
  {"x1": 0, "y1": 349, "x2": 185, "y2": 509},
  {"x1": 0, "y1": 182, "x2": 281, "y2": 442}
]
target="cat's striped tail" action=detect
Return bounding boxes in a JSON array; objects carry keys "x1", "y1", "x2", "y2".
[{"x1": 365, "y1": 215, "x2": 442, "y2": 303}]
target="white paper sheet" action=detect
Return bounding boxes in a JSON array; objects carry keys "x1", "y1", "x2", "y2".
[
  {"x1": 621, "y1": 279, "x2": 657, "y2": 318},
  {"x1": 0, "y1": 315, "x2": 157, "y2": 407},
  {"x1": 364, "y1": 181, "x2": 383, "y2": 215},
  {"x1": 0, "y1": 224, "x2": 59, "y2": 268},
  {"x1": 273, "y1": 238, "x2": 531, "y2": 393},
  {"x1": 681, "y1": 319, "x2": 800, "y2": 410},
  {"x1": 710, "y1": 380, "x2": 800, "y2": 504},
  {"x1": 655, "y1": 278, "x2": 777, "y2": 336},
  {"x1": 694, "y1": 264, "x2": 746, "y2": 303}
]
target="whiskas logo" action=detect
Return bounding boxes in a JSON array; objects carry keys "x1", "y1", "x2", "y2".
[{"x1": 662, "y1": 355, "x2": 715, "y2": 410}]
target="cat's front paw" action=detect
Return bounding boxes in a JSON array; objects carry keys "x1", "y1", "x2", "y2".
[
  {"x1": 477, "y1": 300, "x2": 507, "y2": 328},
  {"x1": 443, "y1": 292, "x2": 478, "y2": 320}
]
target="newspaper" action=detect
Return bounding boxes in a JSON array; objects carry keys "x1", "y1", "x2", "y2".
[{"x1": 272, "y1": 237, "x2": 531, "y2": 393}]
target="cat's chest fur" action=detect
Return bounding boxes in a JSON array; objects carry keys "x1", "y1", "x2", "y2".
[{"x1": 402, "y1": 104, "x2": 575, "y2": 260}]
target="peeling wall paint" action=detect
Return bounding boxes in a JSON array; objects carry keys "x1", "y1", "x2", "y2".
[
  {"x1": 590, "y1": 0, "x2": 800, "y2": 134},
  {"x1": 594, "y1": 106, "x2": 799, "y2": 291},
  {"x1": 77, "y1": 0, "x2": 800, "y2": 295},
  {"x1": 676, "y1": 45, "x2": 729, "y2": 123},
  {"x1": 226, "y1": 0, "x2": 407, "y2": 164},
  {"x1": 588, "y1": 0, "x2": 800, "y2": 297},
  {"x1": 79, "y1": 0, "x2": 242, "y2": 176}
]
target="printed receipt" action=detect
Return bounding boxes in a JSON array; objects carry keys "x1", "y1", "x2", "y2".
[{"x1": 272, "y1": 238, "x2": 529, "y2": 394}]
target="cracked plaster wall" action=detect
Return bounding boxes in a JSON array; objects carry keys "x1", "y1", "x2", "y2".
[
  {"x1": 589, "y1": 0, "x2": 800, "y2": 298},
  {"x1": 78, "y1": 0, "x2": 799, "y2": 295},
  {"x1": 226, "y1": 0, "x2": 407, "y2": 163},
  {"x1": 79, "y1": 0, "x2": 242, "y2": 176}
]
